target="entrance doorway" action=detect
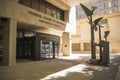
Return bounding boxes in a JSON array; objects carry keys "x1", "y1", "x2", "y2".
[
  {"x1": 17, "y1": 29, "x2": 60, "y2": 61},
  {"x1": 40, "y1": 41, "x2": 59, "y2": 59},
  {"x1": 17, "y1": 29, "x2": 36, "y2": 60},
  {"x1": 17, "y1": 37, "x2": 35, "y2": 59}
]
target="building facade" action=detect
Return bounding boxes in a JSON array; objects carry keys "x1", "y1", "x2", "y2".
[
  {"x1": 0, "y1": 0, "x2": 76, "y2": 66},
  {"x1": 72, "y1": 0, "x2": 120, "y2": 53}
]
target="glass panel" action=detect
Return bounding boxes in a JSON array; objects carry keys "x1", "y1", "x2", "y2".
[
  {"x1": 56, "y1": 10, "x2": 60, "y2": 19},
  {"x1": 19, "y1": 0, "x2": 64, "y2": 21},
  {"x1": 41, "y1": 41, "x2": 59, "y2": 59},
  {"x1": 18, "y1": 31, "x2": 23, "y2": 38},
  {"x1": 24, "y1": 31, "x2": 35, "y2": 37},
  {"x1": 41, "y1": 41, "x2": 50, "y2": 59},
  {"x1": 20, "y1": 0, "x2": 31, "y2": 7},
  {"x1": 17, "y1": 30, "x2": 35, "y2": 59},
  {"x1": 31, "y1": 0, "x2": 38, "y2": 10},
  {"x1": 46, "y1": 8, "x2": 51, "y2": 16},
  {"x1": 52, "y1": 10, "x2": 57, "y2": 18},
  {"x1": 55, "y1": 42, "x2": 59, "y2": 56},
  {"x1": 112, "y1": 0, "x2": 118, "y2": 7},
  {"x1": 60, "y1": 11, "x2": 64, "y2": 20},
  {"x1": 40, "y1": 5, "x2": 46, "y2": 13}
]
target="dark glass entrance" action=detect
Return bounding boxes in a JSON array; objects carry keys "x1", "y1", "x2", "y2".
[
  {"x1": 40, "y1": 41, "x2": 59, "y2": 59},
  {"x1": 17, "y1": 29, "x2": 60, "y2": 60},
  {"x1": 17, "y1": 30, "x2": 36, "y2": 59},
  {"x1": 17, "y1": 37, "x2": 35, "y2": 59}
]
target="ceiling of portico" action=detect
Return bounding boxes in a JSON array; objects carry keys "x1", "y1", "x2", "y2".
[{"x1": 45, "y1": 0, "x2": 90, "y2": 10}]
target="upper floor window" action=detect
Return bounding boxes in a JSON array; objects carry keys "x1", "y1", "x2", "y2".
[
  {"x1": 31, "y1": 0, "x2": 38, "y2": 10},
  {"x1": 18, "y1": 0, "x2": 31, "y2": 7},
  {"x1": 18, "y1": 0, "x2": 64, "y2": 21}
]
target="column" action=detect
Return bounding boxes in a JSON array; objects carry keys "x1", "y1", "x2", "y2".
[
  {"x1": 80, "y1": 43, "x2": 84, "y2": 51},
  {"x1": 3, "y1": 18, "x2": 17, "y2": 66},
  {"x1": 62, "y1": 32, "x2": 71, "y2": 56}
]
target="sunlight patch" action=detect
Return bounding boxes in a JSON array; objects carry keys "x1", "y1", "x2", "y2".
[{"x1": 40, "y1": 64, "x2": 88, "y2": 80}]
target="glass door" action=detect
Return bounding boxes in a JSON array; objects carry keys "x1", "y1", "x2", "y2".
[
  {"x1": 41, "y1": 41, "x2": 50, "y2": 59},
  {"x1": 40, "y1": 41, "x2": 59, "y2": 59},
  {"x1": 54, "y1": 42, "x2": 59, "y2": 57}
]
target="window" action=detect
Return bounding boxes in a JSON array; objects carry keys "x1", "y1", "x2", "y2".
[
  {"x1": 40, "y1": 5, "x2": 46, "y2": 13},
  {"x1": 39, "y1": 0, "x2": 46, "y2": 13},
  {"x1": 46, "y1": 4, "x2": 52, "y2": 16},
  {"x1": 31, "y1": 0, "x2": 38, "y2": 10},
  {"x1": 112, "y1": 7, "x2": 118, "y2": 12},
  {"x1": 60, "y1": 11, "x2": 64, "y2": 20},
  {"x1": 18, "y1": 0, "x2": 64, "y2": 21},
  {"x1": 52, "y1": 8, "x2": 57, "y2": 18},
  {"x1": 46, "y1": 8, "x2": 51, "y2": 16},
  {"x1": 112, "y1": 0, "x2": 118, "y2": 7},
  {"x1": 18, "y1": 0, "x2": 31, "y2": 7},
  {"x1": 108, "y1": 2, "x2": 112, "y2": 8},
  {"x1": 56, "y1": 12, "x2": 60, "y2": 19}
]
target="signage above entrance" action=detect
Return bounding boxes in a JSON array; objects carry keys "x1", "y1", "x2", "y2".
[{"x1": 28, "y1": 11, "x2": 66, "y2": 30}]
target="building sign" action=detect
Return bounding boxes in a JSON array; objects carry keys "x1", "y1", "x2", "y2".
[{"x1": 28, "y1": 11, "x2": 66, "y2": 29}]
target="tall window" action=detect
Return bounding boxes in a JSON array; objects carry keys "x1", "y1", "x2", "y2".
[{"x1": 60, "y1": 11, "x2": 64, "y2": 20}]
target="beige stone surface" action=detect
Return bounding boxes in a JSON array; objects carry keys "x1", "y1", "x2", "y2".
[
  {"x1": 73, "y1": 13, "x2": 120, "y2": 53},
  {"x1": 0, "y1": 0, "x2": 67, "y2": 35},
  {"x1": 0, "y1": 54, "x2": 119, "y2": 80},
  {"x1": 62, "y1": 32, "x2": 71, "y2": 56},
  {"x1": 2, "y1": 18, "x2": 17, "y2": 66}
]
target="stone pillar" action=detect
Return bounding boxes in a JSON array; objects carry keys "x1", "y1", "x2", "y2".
[
  {"x1": 3, "y1": 18, "x2": 17, "y2": 66},
  {"x1": 62, "y1": 32, "x2": 71, "y2": 56},
  {"x1": 80, "y1": 43, "x2": 84, "y2": 51}
]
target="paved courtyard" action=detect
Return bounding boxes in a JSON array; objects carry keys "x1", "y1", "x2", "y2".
[{"x1": 0, "y1": 53, "x2": 120, "y2": 80}]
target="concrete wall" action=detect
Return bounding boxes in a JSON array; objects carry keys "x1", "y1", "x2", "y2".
[
  {"x1": 2, "y1": 18, "x2": 17, "y2": 66},
  {"x1": 108, "y1": 16, "x2": 120, "y2": 53},
  {"x1": 62, "y1": 32, "x2": 71, "y2": 56},
  {"x1": 73, "y1": 13, "x2": 120, "y2": 53},
  {"x1": 0, "y1": 0, "x2": 71, "y2": 65},
  {"x1": 72, "y1": 43, "x2": 80, "y2": 51},
  {"x1": 0, "y1": 0, "x2": 66, "y2": 36}
]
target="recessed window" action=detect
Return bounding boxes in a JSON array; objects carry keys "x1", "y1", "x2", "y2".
[
  {"x1": 18, "y1": 0, "x2": 64, "y2": 21},
  {"x1": 31, "y1": 0, "x2": 38, "y2": 10},
  {"x1": 46, "y1": 8, "x2": 52, "y2": 16}
]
